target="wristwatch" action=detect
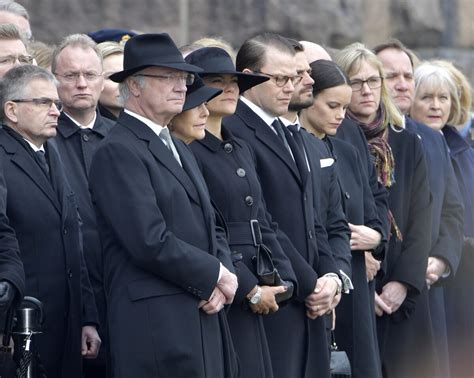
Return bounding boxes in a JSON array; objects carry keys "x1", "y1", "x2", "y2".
[{"x1": 249, "y1": 286, "x2": 262, "y2": 305}]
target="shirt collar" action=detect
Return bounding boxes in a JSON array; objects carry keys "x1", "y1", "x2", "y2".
[
  {"x1": 124, "y1": 109, "x2": 165, "y2": 137},
  {"x1": 240, "y1": 96, "x2": 278, "y2": 127},
  {"x1": 23, "y1": 138, "x2": 44, "y2": 152},
  {"x1": 280, "y1": 115, "x2": 301, "y2": 130},
  {"x1": 64, "y1": 112, "x2": 97, "y2": 129}
]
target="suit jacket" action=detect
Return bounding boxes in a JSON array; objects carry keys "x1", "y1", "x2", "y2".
[
  {"x1": 51, "y1": 111, "x2": 114, "y2": 366},
  {"x1": 0, "y1": 126, "x2": 98, "y2": 378},
  {"x1": 88, "y1": 112, "x2": 237, "y2": 378},
  {"x1": 224, "y1": 99, "x2": 332, "y2": 378},
  {"x1": 299, "y1": 129, "x2": 351, "y2": 279}
]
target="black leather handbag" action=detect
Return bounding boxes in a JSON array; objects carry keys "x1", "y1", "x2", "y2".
[
  {"x1": 251, "y1": 220, "x2": 294, "y2": 303},
  {"x1": 330, "y1": 330, "x2": 351, "y2": 377}
]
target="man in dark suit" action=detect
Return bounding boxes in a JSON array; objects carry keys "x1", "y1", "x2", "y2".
[
  {"x1": 50, "y1": 33, "x2": 114, "y2": 378},
  {"x1": 88, "y1": 33, "x2": 238, "y2": 378},
  {"x1": 0, "y1": 65, "x2": 100, "y2": 377},
  {"x1": 224, "y1": 32, "x2": 342, "y2": 378},
  {"x1": 375, "y1": 39, "x2": 464, "y2": 377}
]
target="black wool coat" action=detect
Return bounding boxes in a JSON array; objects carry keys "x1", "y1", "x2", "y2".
[
  {"x1": 0, "y1": 126, "x2": 98, "y2": 378},
  {"x1": 51, "y1": 111, "x2": 115, "y2": 367},
  {"x1": 89, "y1": 112, "x2": 238, "y2": 378},
  {"x1": 190, "y1": 126, "x2": 298, "y2": 378}
]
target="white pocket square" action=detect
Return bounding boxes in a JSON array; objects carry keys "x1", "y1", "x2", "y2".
[{"x1": 320, "y1": 158, "x2": 335, "y2": 168}]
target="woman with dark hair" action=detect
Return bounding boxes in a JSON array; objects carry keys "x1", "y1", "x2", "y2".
[
  {"x1": 300, "y1": 59, "x2": 384, "y2": 378},
  {"x1": 182, "y1": 47, "x2": 298, "y2": 378},
  {"x1": 335, "y1": 43, "x2": 436, "y2": 378}
]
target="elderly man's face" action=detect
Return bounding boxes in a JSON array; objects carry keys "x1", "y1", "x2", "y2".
[
  {"x1": 130, "y1": 66, "x2": 189, "y2": 125},
  {"x1": 0, "y1": 39, "x2": 30, "y2": 77},
  {"x1": 54, "y1": 45, "x2": 104, "y2": 115},
  {"x1": 8, "y1": 78, "x2": 61, "y2": 147}
]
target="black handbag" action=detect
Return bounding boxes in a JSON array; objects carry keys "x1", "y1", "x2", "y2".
[
  {"x1": 330, "y1": 330, "x2": 351, "y2": 377},
  {"x1": 251, "y1": 220, "x2": 294, "y2": 303}
]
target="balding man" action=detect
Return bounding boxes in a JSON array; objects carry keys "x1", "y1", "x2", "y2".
[{"x1": 299, "y1": 40, "x2": 332, "y2": 62}]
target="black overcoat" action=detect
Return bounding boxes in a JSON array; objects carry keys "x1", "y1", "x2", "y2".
[
  {"x1": 323, "y1": 136, "x2": 383, "y2": 378},
  {"x1": 190, "y1": 126, "x2": 297, "y2": 378},
  {"x1": 224, "y1": 100, "x2": 337, "y2": 378},
  {"x1": 0, "y1": 126, "x2": 98, "y2": 378},
  {"x1": 88, "y1": 112, "x2": 238, "y2": 378},
  {"x1": 51, "y1": 111, "x2": 114, "y2": 368},
  {"x1": 376, "y1": 126, "x2": 438, "y2": 378},
  {"x1": 442, "y1": 125, "x2": 474, "y2": 378}
]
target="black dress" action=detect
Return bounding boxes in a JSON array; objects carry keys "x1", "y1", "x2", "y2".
[{"x1": 190, "y1": 126, "x2": 297, "y2": 378}]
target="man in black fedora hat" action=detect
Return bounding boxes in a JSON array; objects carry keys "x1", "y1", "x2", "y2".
[{"x1": 88, "y1": 33, "x2": 239, "y2": 378}]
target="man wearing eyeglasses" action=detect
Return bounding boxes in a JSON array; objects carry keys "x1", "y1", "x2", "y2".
[
  {"x1": 225, "y1": 32, "x2": 338, "y2": 378},
  {"x1": 0, "y1": 64, "x2": 101, "y2": 377},
  {"x1": 88, "y1": 33, "x2": 239, "y2": 378},
  {"x1": 50, "y1": 33, "x2": 114, "y2": 378},
  {"x1": 0, "y1": 23, "x2": 32, "y2": 77}
]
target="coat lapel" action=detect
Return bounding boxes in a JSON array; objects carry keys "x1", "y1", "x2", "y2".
[
  {"x1": 0, "y1": 130, "x2": 61, "y2": 213},
  {"x1": 46, "y1": 141, "x2": 71, "y2": 220},
  {"x1": 118, "y1": 113, "x2": 201, "y2": 205},
  {"x1": 235, "y1": 101, "x2": 302, "y2": 184}
]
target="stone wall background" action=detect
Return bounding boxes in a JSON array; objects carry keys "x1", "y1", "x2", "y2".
[{"x1": 22, "y1": 0, "x2": 473, "y2": 89}]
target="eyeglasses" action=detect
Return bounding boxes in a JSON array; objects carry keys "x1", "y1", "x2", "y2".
[
  {"x1": 350, "y1": 76, "x2": 383, "y2": 91},
  {"x1": 253, "y1": 71, "x2": 302, "y2": 87},
  {"x1": 11, "y1": 97, "x2": 63, "y2": 112},
  {"x1": 134, "y1": 72, "x2": 195, "y2": 86},
  {"x1": 54, "y1": 71, "x2": 102, "y2": 83},
  {"x1": 0, "y1": 54, "x2": 34, "y2": 65}
]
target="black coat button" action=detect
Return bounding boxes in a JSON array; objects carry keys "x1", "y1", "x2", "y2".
[
  {"x1": 63, "y1": 228, "x2": 68, "y2": 235},
  {"x1": 82, "y1": 134, "x2": 89, "y2": 142},
  {"x1": 67, "y1": 269, "x2": 73, "y2": 279},
  {"x1": 308, "y1": 230, "x2": 313, "y2": 239},
  {"x1": 236, "y1": 168, "x2": 246, "y2": 177},
  {"x1": 344, "y1": 192, "x2": 350, "y2": 199},
  {"x1": 224, "y1": 143, "x2": 233, "y2": 153},
  {"x1": 245, "y1": 196, "x2": 254, "y2": 206}
]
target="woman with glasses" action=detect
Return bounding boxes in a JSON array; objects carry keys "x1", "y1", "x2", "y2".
[
  {"x1": 300, "y1": 59, "x2": 384, "y2": 378},
  {"x1": 411, "y1": 61, "x2": 474, "y2": 378},
  {"x1": 182, "y1": 47, "x2": 298, "y2": 378},
  {"x1": 335, "y1": 43, "x2": 437, "y2": 378}
]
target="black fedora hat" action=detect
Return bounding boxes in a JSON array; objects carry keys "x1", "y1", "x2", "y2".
[
  {"x1": 185, "y1": 47, "x2": 269, "y2": 93},
  {"x1": 110, "y1": 33, "x2": 203, "y2": 83},
  {"x1": 182, "y1": 75, "x2": 222, "y2": 112}
]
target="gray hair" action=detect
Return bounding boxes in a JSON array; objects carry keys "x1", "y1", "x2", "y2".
[
  {"x1": 51, "y1": 33, "x2": 102, "y2": 73},
  {"x1": 118, "y1": 75, "x2": 146, "y2": 102},
  {"x1": 97, "y1": 41, "x2": 123, "y2": 60},
  {"x1": 0, "y1": 22, "x2": 25, "y2": 44},
  {"x1": 0, "y1": 1, "x2": 31, "y2": 40},
  {"x1": 0, "y1": 64, "x2": 57, "y2": 122}
]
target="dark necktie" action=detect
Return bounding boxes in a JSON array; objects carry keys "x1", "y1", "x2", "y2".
[
  {"x1": 35, "y1": 150, "x2": 50, "y2": 178},
  {"x1": 271, "y1": 119, "x2": 292, "y2": 154},
  {"x1": 285, "y1": 124, "x2": 309, "y2": 185}
]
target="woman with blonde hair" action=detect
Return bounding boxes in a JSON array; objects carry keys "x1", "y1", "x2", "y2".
[
  {"x1": 336, "y1": 42, "x2": 436, "y2": 378},
  {"x1": 96, "y1": 41, "x2": 124, "y2": 120},
  {"x1": 411, "y1": 61, "x2": 474, "y2": 378}
]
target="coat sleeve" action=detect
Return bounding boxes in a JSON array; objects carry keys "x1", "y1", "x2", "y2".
[
  {"x1": 429, "y1": 140, "x2": 464, "y2": 276},
  {"x1": 89, "y1": 142, "x2": 222, "y2": 301}
]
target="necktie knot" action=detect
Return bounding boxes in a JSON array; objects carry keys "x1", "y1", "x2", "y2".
[
  {"x1": 35, "y1": 150, "x2": 50, "y2": 176},
  {"x1": 159, "y1": 127, "x2": 182, "y2": 166},
  {"x1": 287, "y1": 124, "x2": 299, "y2": 135}
]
